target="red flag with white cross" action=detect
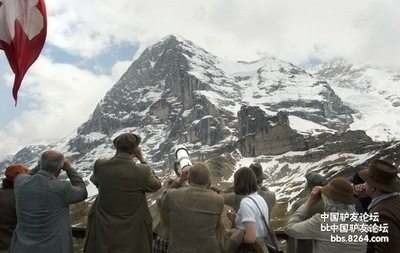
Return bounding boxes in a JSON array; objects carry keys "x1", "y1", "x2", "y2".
[{"x1": 0, "y1": 0, "x2": 47, "y2": 104}]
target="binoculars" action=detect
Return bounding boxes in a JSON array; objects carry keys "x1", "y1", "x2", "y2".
[{"x1": 174, "y1": 145, "x2": 192, "y2": 176}]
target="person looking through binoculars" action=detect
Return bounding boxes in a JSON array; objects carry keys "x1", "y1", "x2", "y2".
[
  {"x1": 83, "y1": 133, "x2": 161, "y2": 253},
  {"x1": 159, "y1": 162, "x2": 224, "y2": 253}
]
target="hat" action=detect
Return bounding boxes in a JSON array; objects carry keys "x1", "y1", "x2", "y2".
[
  {"x1": 113, "y1": 133, "x2": 141, "y2": 153},
  {"x1": 321, "y1": 177, "x2": 354, "y2": 204},
  {"x1": 5, "y1": 164, "x2": 30, "y2": 181},
  {"x1": 358, "y1": 159, "x2": 400, "y2": 193},
  {"x1": 305, "y1": 172, "x2": 327, "y2": 188},
  {"x1": 350, "y1": 171, "x2": 365, "y2": 185},
  {"x1": 249, "y1": 163, "x2": 265, "y2": 180}
]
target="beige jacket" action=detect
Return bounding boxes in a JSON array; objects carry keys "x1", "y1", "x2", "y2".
[
  {"x1": 160, "y1": 184, "x2": 224, "y2": 253},
  {"x1": 285, "y1": 204, "x2": 367, "y2": 253}
]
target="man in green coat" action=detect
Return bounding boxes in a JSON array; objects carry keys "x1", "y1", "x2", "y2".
[{"x1": 83, "y1": 133, "x2": 161, "y2": 253}]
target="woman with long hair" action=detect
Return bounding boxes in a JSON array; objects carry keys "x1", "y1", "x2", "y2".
[{"x1": 226, "y1": 166, "x2": 269, "y2": 253}]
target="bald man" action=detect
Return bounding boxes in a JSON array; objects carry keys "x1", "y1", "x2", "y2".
[{"x1": 10, "y1": 150, "x2": 88, "y2": 253}]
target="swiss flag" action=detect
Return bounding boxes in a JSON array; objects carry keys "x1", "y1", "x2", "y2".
[{"x1": 0, "y1": 0, "x2": 47, "y2": 104}]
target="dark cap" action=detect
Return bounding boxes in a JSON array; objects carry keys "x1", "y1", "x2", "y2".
[
  {"x1": 305, "y1": 172, "x2": 327, "y2": 188},
  {"x1": 113, "y1": 133, "x2": 141, "y2": 153},
  {"x1": 249, "y1": 163, "x2": 266, "y2": 181},
  {"x1": 350, "y1": 172, "x2": 365, "y2": 185}
]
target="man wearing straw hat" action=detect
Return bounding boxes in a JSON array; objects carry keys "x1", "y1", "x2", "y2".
[
  {"x1": 358, "y1": 159, "x2": 400, "y2": 253},
  {"x1": 285, "y1": 177, "x2": 367, "y2": 253}
]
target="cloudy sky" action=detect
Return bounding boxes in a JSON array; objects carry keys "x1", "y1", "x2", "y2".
[{"x1": 0, "y1": 0, "x2": 399, "y2": 160}]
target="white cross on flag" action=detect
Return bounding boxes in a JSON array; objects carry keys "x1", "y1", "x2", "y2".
[{"x1": 0, "y1": 0, "x2": 47, "y2": 104}]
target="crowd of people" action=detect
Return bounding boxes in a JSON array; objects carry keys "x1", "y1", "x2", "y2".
[{"x1": 1, "y1": 132, "x2": 400, "y2": 253}]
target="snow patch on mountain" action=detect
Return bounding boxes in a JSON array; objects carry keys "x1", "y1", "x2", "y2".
[
  {"x1": 288, "y1": 115, "x2": 336, "y2": 136},
  {"x1": 310, "y1": 58, "x2": 400, "y2": 141}
]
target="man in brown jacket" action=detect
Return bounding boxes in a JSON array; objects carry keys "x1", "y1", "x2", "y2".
[
  {"x1": 83, "y1": 133, "x2": 161, "y2": 253},
  {"x1": 358, "y1": 159, "x2": 400, "y2": 253},
  {"x1": 160, "y1": 162, "x2": 224, "y2": 253}
]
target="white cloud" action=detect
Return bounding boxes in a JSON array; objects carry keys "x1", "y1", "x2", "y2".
[
  {"x1": 1, "y1": 0, "x2": 400, "y2": 160},
  {"x1": 0, "y1": 56, "x2": 115, "y2": 159},
  {"x1": 44, "y1": 0, "x2": 400, "y2": 65},
  {"x1": 110, "y1": 60, "x2": 132, "y2": 81},
  {"x1": 351, "y1": 0, "x2": 400, "y2": 65}
]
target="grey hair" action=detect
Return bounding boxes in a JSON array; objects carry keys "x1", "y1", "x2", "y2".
[
  {"x1": 189, "y1": 162, "x2": 211, "y2": 186},
  {"x1": 321, "y1": 193, "x2": 356, "y2": 213},
  {"x1": 40, "y1": 152, "x2": 64, "y2": 173}
]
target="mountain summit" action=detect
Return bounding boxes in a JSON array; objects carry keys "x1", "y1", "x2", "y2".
[{"x1": 68, "y1": 35, "x2": 353, "y2": 171}]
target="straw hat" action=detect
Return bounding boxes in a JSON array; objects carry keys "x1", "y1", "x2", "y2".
[{"x1": 321, "y1": 177, "x2": 354, "y2": 204}]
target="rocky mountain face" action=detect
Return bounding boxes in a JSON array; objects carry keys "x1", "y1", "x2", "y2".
[{"x1": 1, "y1": 35, "x2": 400, "y2": 217}]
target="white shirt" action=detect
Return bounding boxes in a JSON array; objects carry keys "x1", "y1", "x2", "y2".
[{"x1": 235, "y1": 192, "x2": 268, "y2": 237}]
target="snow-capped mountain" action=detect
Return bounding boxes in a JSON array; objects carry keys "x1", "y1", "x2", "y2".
[
  {"x1": 308, "y1": 58, "x2": 400, "y2": 141},
  {"x1": 1, "y1": 35, "x2": 400, "y2": 214}
]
